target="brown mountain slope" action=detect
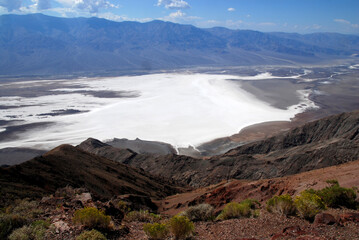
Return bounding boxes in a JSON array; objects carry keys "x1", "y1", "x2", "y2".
[
  {"x1": 158, "y1": 159, "x2": 359, "y2": 216},
  {"x1": 0, "y1": 144, "x2": 184, "y2": 207},
  {"x1": 78, "y1": 110, "x2": 359, "y2": 187}
]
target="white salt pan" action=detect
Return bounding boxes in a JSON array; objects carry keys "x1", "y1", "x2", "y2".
[{"x1": 0, "y1": 73, "x2": 317, "y2": 149}]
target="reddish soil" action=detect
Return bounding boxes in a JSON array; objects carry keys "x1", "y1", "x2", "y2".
[{"x1": 158, "y1": 159, "x2": 359, "y2": 216}]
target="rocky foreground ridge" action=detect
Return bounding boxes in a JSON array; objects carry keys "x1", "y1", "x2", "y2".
[
  {"x1": 0, "y1": 144, "x2": 185, "y2": 208},
  {"x1": 78, "y1": 110, "x2": 359, "y2": 187},
  {"x1": 1, "y1": 110, "x2": 359, "y2": 239}
]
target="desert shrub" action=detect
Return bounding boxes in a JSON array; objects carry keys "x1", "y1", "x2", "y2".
[
  {"x1": 8, "y1": 220, "x2": 50, "y2": 240},
  {"x1": 169, "y1": 215, "x2": 194, "y2": 240},
  {"x1": 182, "y1": 203, "x2": 214, "y2": 221},
  {"x1": 315, "y1": 180, "x2": 357, "y2": 209},
  {"x1": 8, "y1": 225, "x2": 32, "y2": 240},
  {"x1": 11, "y1": 200, "x2": 42, "y2": 219},
  {"x1": 124, "y1": 210, "x2": 160, "y2": 223},
  {"x1": 73, "y1": 207, "x2": 111, "y2": 229},
  {"x1": 76, "y1": 229, "x2": 107, "y2": 240},
  {"x1": 240, "y1": 199, "x2": 261, "y2": 209},
  {"x1": 294, "y1": 190, "x2": 326, "y2": 221},
  {"x1": 143, "y1": 222, "x2": 169, "y2": 240},
  {"x1": 266, "y1": 194, "x2": 296, "y2": 216},
  {"x1": 217, "y1": 199, "x2": 259, "y2": 220},
  {"x1": 0, "y1": 214, "x2": 28, "y2": 239},
  {"x1": 117, "y1": 201, "x2": 131, "y2": 213}
]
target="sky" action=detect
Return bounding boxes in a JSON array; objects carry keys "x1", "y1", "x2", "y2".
[{"x1": 0, "y1": 0, "x2": 358, "y2": 34}]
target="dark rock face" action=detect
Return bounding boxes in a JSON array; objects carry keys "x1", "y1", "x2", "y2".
[
  {"x1": 78, "y1": 111, "x2": 359, "y2": 187},
  {"x1": 0, "y1": 144, "x2": 184, "y2": 207}
]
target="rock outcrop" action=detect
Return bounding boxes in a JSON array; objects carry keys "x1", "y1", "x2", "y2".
[{"x1": 78, "y1": 111, "x2": 359, "y2": 187}]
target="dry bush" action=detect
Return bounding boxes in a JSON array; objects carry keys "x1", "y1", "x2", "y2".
[
  {"x1": 266, "y1": 194, "x2": 296, "y2": 216},
  {"x1": 143, "y1": 222, "x2": 169, "y2": 240},
  {"x1": 124, "y1": 210, "x2": 160, "y2": 223},
  {"x1": 76, "y1": 229, "x2": 107, "y2": 240},
  {"x1": 294, "y1": 190, "x2": 326, "y2": 221},
  {"x1": 169, "y1": 215, "x2": 194, "y2": 240},
  {"x1": 73, "y1": 207, "x2": 111, "y2": 229},
  {"x1": 182, "y1": 203, "x2": 214, "y2": 221}
]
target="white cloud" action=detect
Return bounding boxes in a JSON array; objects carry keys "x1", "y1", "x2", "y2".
[
  {"x1": 0, "y1": 0, "x2": 22, "y2": 11},
  {"x1": 334, "y1": 19, "x2": 350, "y2": 25},
  {"x1": 257, "y1": 22, "x2": 276, "y2": 27},
  {"x1": 56, "y1": 0, "x2": 118, "y2": 13},
  {"x1": 160, "y1": 10, "x2": 200, "y2": 23},
  {"x1": 169, "y1": 10, "x2": 185, "y2": 18},
  {"x1": 157, "y1": 0, "x2": 190, "y2": 9},
  {"x1": 97, "y1": 12, "x2": 153, "y2": 23},
  {"x1": 334, "y1": 18, "x2": 358, "y2": 29},
  {"x1": 227, "y1": 7, "x2": 235, "y2": 12},
  {"x1": 32, "y1": 0, "x2": 51, "y2": 10}
]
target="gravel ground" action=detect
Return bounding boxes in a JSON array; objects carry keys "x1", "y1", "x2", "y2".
[{"x1": 121, "y1": 210, "x2": 359, "y2": 240}]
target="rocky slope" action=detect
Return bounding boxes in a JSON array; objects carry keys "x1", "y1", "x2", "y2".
[
  {"x1": 158, "y1": 159, "x2": 359, "y2": 215},
  {"x1": 78, "y1": 110, "x2": 359, "y2": 187},
  {"x1": 0, "y1": 144, "x2": 184, "y2": 207}
]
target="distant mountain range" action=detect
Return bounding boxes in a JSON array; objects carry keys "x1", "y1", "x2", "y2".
[{"x1": 1, "y1": 14, "x2": 359, "y2": 76}]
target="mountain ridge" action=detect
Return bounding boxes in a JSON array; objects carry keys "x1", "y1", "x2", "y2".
[
  {"x1": 1, "y1": 13, "x2": 359, "y2": 76},
  {"x1": 78, "y1": 110, "x2": 359, "y2": 187},
  {"x1": 0, "y1": 144, "x2": 185, "y2": 207}
]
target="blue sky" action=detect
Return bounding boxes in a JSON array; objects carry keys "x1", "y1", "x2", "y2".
[{"x1": 0, "y1": 0, "x2": 358, "y2": 34}]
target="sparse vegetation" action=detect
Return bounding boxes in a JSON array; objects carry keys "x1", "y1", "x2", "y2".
[
  {"x1": 217, "y1": 199, "x2": 259, "y2": 220},
  {"x1": 117, "y1": 201, "x2": 131, "y2": 213},
  {"x1": 8, "y1": 220, "x2": 51, "y2": 240},
  {"x1": 266, "y1": 194, "x2": 296, "y2": 216},
  {"x1": 0, "y1": 199, "x2": 44, "y2": 239},
  {"x1": 169, "y1": 215, "x2": 194, "y2": 240},
  {"x1": 0, "y1": 214, "x2": 28, "y2": 239},
  {"x1": 73, "y1": 207, "x2": 111, "y2": 229},
  {"x1": 181, "y1": 203, "x2": 214, "y2": 222},
  {"x1": 294, "y1": 190, "x2": 326, "y2": 221},
  {"x1": 76, "y1": 229, "x2": 107, "y2": 240},
  {"x1": 315, "y1": 180, "x2": 357, "y2": 209},
  {"x1": 10, "y1": 199, "x2": 43, "y2": 219},
  {"x1": 143, "y1": 222, "x2": 169, "y2": 240},
  {"x1": 124, "y1": 210, "x2": 161, "y2": 223}
]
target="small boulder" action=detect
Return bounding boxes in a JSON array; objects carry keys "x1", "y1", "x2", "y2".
[
  {"x1": 313, "y1": 213, "x2": 336, "y2": 225},
  {"x1": 75, "y1": 192, "x2": 92, "y2": 205},
  {"x1": 53, "y1": 220, "x2": 70, "y2": 233},
  {"x1": 339, "y1": 212, "x2": 359, "y2": 224}
]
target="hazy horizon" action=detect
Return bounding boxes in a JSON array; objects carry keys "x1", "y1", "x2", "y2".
[{"x1": 0, "y1": 0, "x2": 358, "y2": 34}]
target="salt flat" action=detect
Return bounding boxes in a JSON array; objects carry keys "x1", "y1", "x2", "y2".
[{"x1": 0, "y1": 72, "x2": 317, "y2": 150}]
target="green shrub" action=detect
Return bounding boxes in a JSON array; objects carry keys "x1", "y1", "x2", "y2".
[
  {"x1": 143, "y1": 222, "x2": 169, "y2": 240},
  {"x1": 8, "y1": 220, "x2": 50, "y2": 240},
  {"x1": 0, "y1": 214, "x2": 28, "y2": 239},
  {"x1": 124, "y1": 210, "x2": 160, "y2": 223},
  {"x1": 76, "y1": 229, "x2": 107, "y2": 240},
  {"x1": 217, "y1": 199, "x2": 259, "y2": 220},
  {"x1": 73, "y1": 207, "x2": 111, "y2": 229},
  {"x1": 266, "y1": 194, "x2": 296, "y2": 216},
  {"x1": 240, "y1": 199, "x2": 261, "y2": 209},
  {"x1": 294, "y1": 190, "x2": 326, "y2": 221},
  {"x1": 316, "y1": 180, "x2": 357, "y2": 209},
  {"x1": 182, "y1": 203, "x2": 214, "y2": 221},
  {"x1": 169, "y1": 216, "x2": 194, "y2": 240}
]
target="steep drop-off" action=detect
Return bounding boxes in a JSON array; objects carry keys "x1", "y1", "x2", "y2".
[{"x1": 78, "y1": 110, "x2": 359, "y2": 187}]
